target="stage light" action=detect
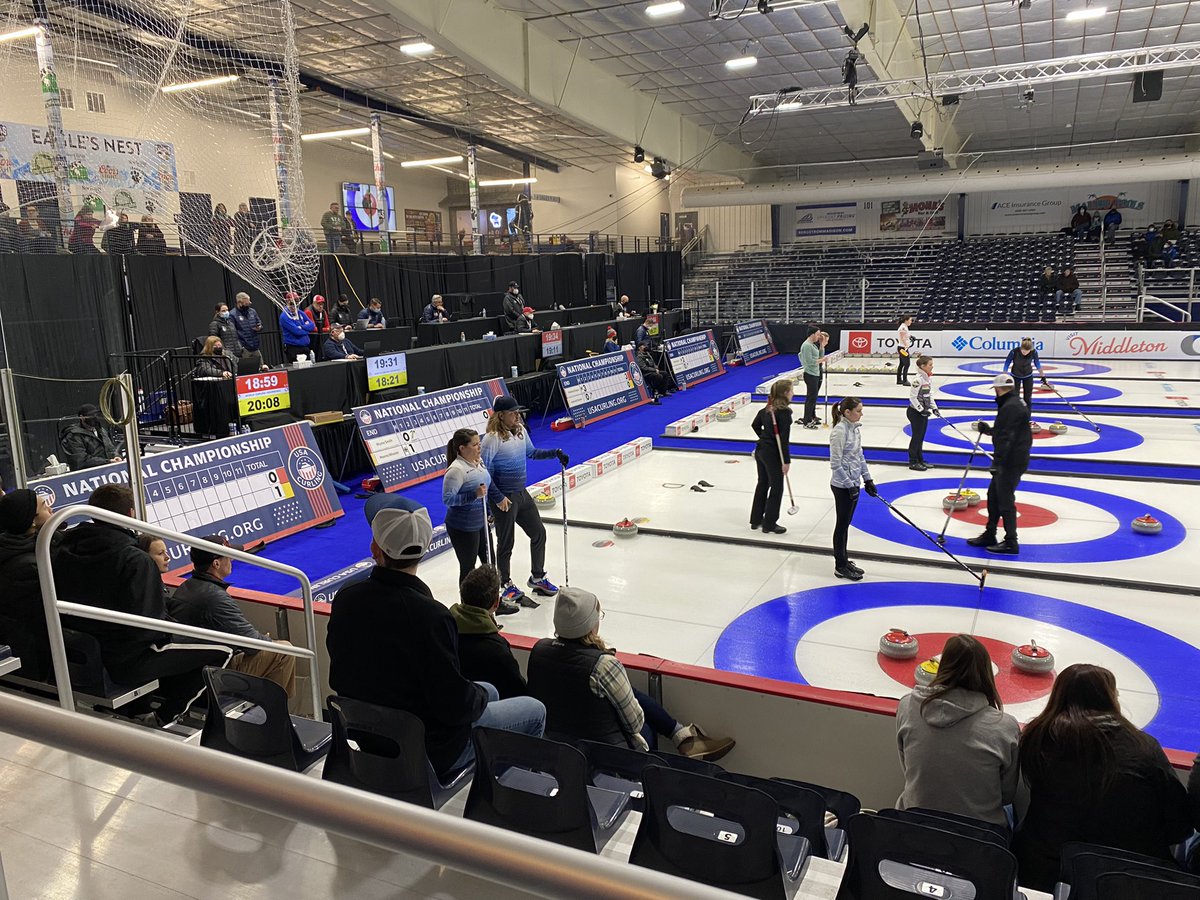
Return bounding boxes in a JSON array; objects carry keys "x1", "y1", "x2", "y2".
[
  {"x1": 910, "y1": 120, "x2": 924, "y2": 140},
  {"x1": 400, "y1": 41, "x2": 435, "y2": 55},
  {"x1": 725, "y1": 55, "x2": 758, "y2": 70},
  {"x1": 634, "y1": 145, "x2": 645, "y2": 163}
]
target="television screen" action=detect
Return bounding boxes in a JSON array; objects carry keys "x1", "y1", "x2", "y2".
[
  {"x1": 342, "y1": 183, "x2": 396, "y2": 232},
  {"x1": 483, "y1": 206, "x2": 518, "y2": 236}
]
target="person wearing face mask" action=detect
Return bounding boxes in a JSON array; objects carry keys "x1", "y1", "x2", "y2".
[
  {"x1": 193, "y1": 336, "x2": 235, "y2": 379},
  {"x1": 207, "y1": 302, "x2": 243, "y2": 359},
  {"x1": 502, "y1": 282, "x2": 525, "y2": 333},
  {"x1": 332, "y1": 294, "x2": 356, "y2": 327},
  {"x1": 61, "y1": 404, "x2": 121, "y2": 470},
  {"x1": 231, "y1": 293, "x2": 267, "y2": 371},
  {"x1": 280, "y1": 294, "x2": 316, "y2": 363}
]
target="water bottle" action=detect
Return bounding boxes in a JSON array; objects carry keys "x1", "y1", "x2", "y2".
[
  {"x1": 460, "y1": 331, "x2": 466, "y2": 343},
  {"x1": 240, "y1": 424, "x2": 251, "y2": 434},
  {"x1": 228, "y1": 423, "x2": 238, "y2": 436},
  {"x1": 510, "y1": 366, "x2": 518, "y2": 378},
  {"x1": 481, "y1": 307, "x2": 486, "y2": 317}
]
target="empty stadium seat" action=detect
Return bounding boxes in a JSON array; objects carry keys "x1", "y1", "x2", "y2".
[
  {"x1": 876, "y1": 807, "x2": 1008, "y2": 848},
  {"x1": 462, "y1": 727, "x2": 629, "y2": 854},
  {"x1": 908, "y1": 806, "x2": 1011, "y2": 845},
  {"x1": 773, "y1": 775, "x2": 860, "y2": 860},
  {"x1": 1093, "y1": 872, "x2": 1200, "y2": 899},
  {"x1": 321, "y1": 695, "x2": 473, "y2": 809},
  {"x1": 199, "y1": 667, "x2": 331, "y2": 771},
  {"x1": 1056, "y1": 842, "x2": 1200, "y2": 900},
  {"x1": 577, "y1": 739, "x2": 668, "y2": 813},
  {"x1": 719, "y1": 771, "x2": 825, "y2": 876},
  {"x1": 630, "y1": 764, "x2": 787, "y2": 899}
]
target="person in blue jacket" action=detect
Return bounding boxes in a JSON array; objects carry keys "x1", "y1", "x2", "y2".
[
  {"x1": 1002, "y1": 337, "x2": 1047, "y2": 408},
  {"x1": 280, "y1": 294, "x2": 316, "y2": 363},
  {"x1": 602, "y1": 327, "x2": 620, "y2": 353},
  {"x1": 323, "y1": 324, "x2": 362, "y2": 360}
]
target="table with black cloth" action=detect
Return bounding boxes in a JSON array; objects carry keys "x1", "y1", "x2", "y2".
[
  {"x1": 285, "y1": 359, "x2": 365, "y2": 416},
  {"x1": 505, "y1": 371, "x2": 563, "y2": 416},
  {"x1": 417, "y1": 316, "x2": 501, "y2": 345},
  {"x1": 191, "y1": 377, "x2": 238, "y2": 437},
  {"x1": 353, "y1": 325, "x2": 413, "y2": 353},
  {"x1": 443, "y1": 334, "x2": 540, "y2": 385}
]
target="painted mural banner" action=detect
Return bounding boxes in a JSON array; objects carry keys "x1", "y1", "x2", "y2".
[{"x1": 0, "y1": 120, "x2": 178, "y2": 193}]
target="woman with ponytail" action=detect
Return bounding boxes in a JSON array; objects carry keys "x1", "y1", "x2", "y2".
[
  {"x1": 442, "y1": 429, "x2": 509, "y2": 605},
  {"x1": 829, "y1": 397, "x2": 876, "y2": 581},
  {"x1": 749, "y1": 379, "x2": 794, "y2": 534}
]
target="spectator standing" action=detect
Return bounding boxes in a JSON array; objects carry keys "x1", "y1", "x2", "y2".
[
  {"x1": 340, "y1": 212, "x2": 358, "y2": 253},
  {"x1": 1102, "y1": 206, "x2": 1122, "y2": 241},
  {"x1": 450, "y1": 566, "x2": 524, "y2": 697},
  {"x1": 1070, "y1": 205, "x2": 1092, "y2": 241},
  {"x1": 136, "y1": 216, "x2": 167, "y2": 254},
  {"x1": 323, "y1": 324, "x2": 362, "y2": 361},
  {"x1": 829, "y1": 396, "x2": 875, "y2": 581},
  {"x1": 104, "y1": 213, "x2": 136, "y2": 255},
  {"x1": 1162, "y1": 218, "x2": 1182, "y2": 243},
  {"x1": 907, "y1": 355, "x2": 938, "y2": 471},
  {"x1": 207, "y1": 303, "x2": 243, "y2": 359},
  {"x1": 331, "y1": 295, "x2": 355, "y2": 327},
  {"x1": 211, "y1": 203, "x2": 233, "y2": 254},
  {"x1": 279, "y1": 295, "x2": 316, "y2": 364},
  {"x1": 1146, "y1": 224, "x2": 1165, "y2": 262},
  {"x1": 749, "y1": 379, "x2": 793, "y2": 535},
  {"x1": 798, "y1": 327, "x2": 828, "y2": 429},
  {"x1": 968, "y1": 374, "x2": 1032, "y2": 555},
  {"x1": 19, "y1": 205, "x2": 53, "y2": 253},
  {"x1": 357, "y1": 297, "x2": 386, "y2": 329},
  {"x1": 60, "y1": 404, "x2": 120, "y2": 470},
  {"x1": 168, "y1": 535, "x2": 296, "y2": 698},
  {"x1": 53, "y1": 485, "x2": 232, "y2": 726},
  {"x1": 502, "y1": 282, "x2": 525, "y2": 333},
  {"x1": 68, "y1": 207, "x2": 100, "y2": 254},
  {"x1": 1003, "y1": 338, "x2": 1047, "y2": 408},
  {"x1": 326, "y1": 494, "x2": 546, "y2": 780},
  {"x1": 896, "y1": 634, "x2": 1019, "y2": 827},
  {"x1": 320, "y1": 203, "x2": 342, "y2": 252},
  {"x1": 896, "y1": 315, "x2": 913, "y2": 385},
  {"x1": 232, "y1": 202, "x2": 254, "y2": 256},
  {"x1": 1163, "y1": 240, "x2": 1181, "y2": 268},
  {"x1": 1014, "y1": 664, "x2": 1192, "y2": 891},
  {"x1": 1055, "y1": 267, "x2": 1081, "y2": 313},
  {"x1": 0, "y1": 490, "x2": 59, "y2": 680},
  {"x1": 0, "y1": 200, "x2": 18, "y2": 252},
  {"x1": 232, "y1": 293, "x2": 266, "y2": 370},
  {"x1": 305, "y1": 295, "x2": 331, "y2": 360}
]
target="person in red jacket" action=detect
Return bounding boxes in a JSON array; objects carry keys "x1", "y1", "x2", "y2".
[{"x1": 305, "y1": 295, "x2": 331, "y2": 359}]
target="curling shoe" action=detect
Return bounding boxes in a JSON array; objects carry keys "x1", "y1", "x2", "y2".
[
  {"x1": 986, "y1": 539, "x2": 1020, "y2": 555},
  {"x1": 966, "y1": 531, "x2": 996, "y2": 548}
]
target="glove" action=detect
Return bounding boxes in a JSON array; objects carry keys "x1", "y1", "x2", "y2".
[
  {"x1": 863, "y1": 480, "x2": 878, "y2": 498},
  {"x1": 931, "y1": 407, "x2": 941, "y2": 418},
  {"x1": 973, "y1": 420, "x2": 992, "y2": 435},
  {"x1": 555, "y1": 450, "x2": 570, "y2": 467}
]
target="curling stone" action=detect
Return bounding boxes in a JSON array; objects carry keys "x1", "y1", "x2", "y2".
[
  {"x1": 1030, "y1": 421, "x2": 1043, "y2": 434},
  {"x1": 716, "y1": 408, "x2": 737, "y2": 421},
  {"x1": 914, "y1": 657, "x2": 940, "y2": 686},
  {"x1": 613, "y1": 518, "x2": 639, "y2": 538},
  {"x1": 960, "y1": 489, "x2": 982, "y2": 507},
  {"x1": 1012, "y1": 640, "x2": 1055, "y2": 675},
  {"x1": 879, "y1": 629, "x2": 920, "y2": 660},
  {"x1": 1049, "y1": 422, "x2": 1068, "y2": 435},
  {"x1": 942, "y1": 493, "x2": 969, "y2": 511},
  {"x1": 534, "y1": 491, "x2": 557, "y2": 509},
  {"x1": 1131, "y1": 514, "x2": 1163, "y2": 534}
]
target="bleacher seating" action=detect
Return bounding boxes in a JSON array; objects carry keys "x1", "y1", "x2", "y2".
[
  {"x1": 1139, "y1": 228, "x2": 1200, "y2": 320},
  {"x1": 1094, "y1": 872, "x2": 1200, "y2": 899},
  {"x1": 1057, "y1": 842, "x2": 1200, "y2": 900}
]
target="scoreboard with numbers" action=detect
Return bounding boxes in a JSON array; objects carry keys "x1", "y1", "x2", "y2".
[
  {"x1": 353, "y1": 379, "x2": 509, "y2": 491},
  {"x1": 556, "y1": 349, "x2": 651, "y2": 427},
  {"x1": 237, "y1": 370, "x2": 291, "y2": 417},
  {"x1": 366, "y1": 351, "x2": 408, "y2": 392},
  {"x1": 735, "y1": 320, "x2": 779, "y2": 366},
  {"x1": 664, "y1": 329, "x2": 725, "y2": 389},
  {"x1": 29, "y1": 422, "x2": 342, "y2": 574}
]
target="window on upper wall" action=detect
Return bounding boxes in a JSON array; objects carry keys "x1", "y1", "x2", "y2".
[
  {"x1": 86, "y1": 91, "x2": 106, "y2": 114},
  {"x1": 59, "y1": 87, "x2": 74, "y2": 110}
]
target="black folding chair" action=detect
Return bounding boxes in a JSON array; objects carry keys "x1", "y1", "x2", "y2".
[
  {"x1": 630, "y1": 765, "x2": 786, "y2": 899},
  {"x1": 462, "y1": 727, "x2": 629, "y2": 854},
  {"x1": 836, "y1": 812, "x2": 1018, "y2": 900},
  {"x1": 877, "y1": 807, "x2": 1008, "y2": 849},
  {"x1": 773, "y1": 776, "x2": 860, "y2": 860},
  {"x1": 656, "y1": 752, "x2": 726, "y2": 778},
  {"x1": 720, "y1": 771, "x2": 825, "y2": 876},
  {"x1": 1094, "y1": 872, "x2": 1200, "y2": 899},
  {"x1": 577, "y1": 740, "x2": 667, "y2": 813},
  {"x1": 199, "y1": 667, "x2": 331, "y2": 771},
  {"x1": 1058, "y1": 842, "x2": 1200, "y2": 900},
  {"x1": 908, "y1": 807, "x2": 1011, "y2": 845},
  {"x1": 322, "y1": 696, "x2": 472, "y2": 809}
]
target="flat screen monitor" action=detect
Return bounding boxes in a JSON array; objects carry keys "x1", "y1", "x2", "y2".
[{"x1": 342, "y1": 183, "x2": 396, "y2": 232}]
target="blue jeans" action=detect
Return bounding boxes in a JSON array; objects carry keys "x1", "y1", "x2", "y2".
[
  {"x1": 449, "y1": 682, "x2": 547, "y2": 772},
  {"x1": 634, "y1": 686, "x2": 679, "y2": 750},
  {"x1": 325, "y1": 231, "x2": 341, "y2": 253},
  {"x1": 1056, "y1": 288, "x2": 1082, "y2": 310}
]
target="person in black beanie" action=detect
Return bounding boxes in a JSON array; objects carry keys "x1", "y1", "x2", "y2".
[
  {"x1": 967, "y1": 374, "x2": 1032, "y2": 555},
  {"x1": 0, "y1": 489, "x2": 58, "y2": 679}
]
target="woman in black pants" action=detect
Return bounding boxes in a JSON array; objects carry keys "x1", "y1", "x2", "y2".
[
  {"x1": 829, "y1": 396, "x2": 877, "y2": 581},
  {"x1": 896, "y1": 315, "x2": 913, "y2": 385},
  {"x1": 907, "y1": 355, "x2": 938, "y2": 470},
  {"x1": 749, "y1": 379, "x2": 793, "y2": 535}
]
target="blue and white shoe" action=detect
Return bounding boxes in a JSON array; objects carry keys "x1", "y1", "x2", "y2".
[
  {"x1": 501, "y1": 581, "x2": 526, "y2": 605},
  {"x1": 527, "y1": 575, "x2": 559, "y2": 598}
]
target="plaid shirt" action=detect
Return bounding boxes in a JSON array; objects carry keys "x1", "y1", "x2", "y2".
[{"x1": 590, "y1": 653, "x2": 648, "y2": 751}]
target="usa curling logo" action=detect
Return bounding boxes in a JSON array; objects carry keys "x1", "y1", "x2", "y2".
[
  {"x1": 358, "y1": 410, "x2": 373, "y2": 426},
  {"x1": 630, "y1": 365, "x2": 644, "y2": 387},
  {"x1": 287, "y1": 447, "x2": 326, "y2": 491},
  {"x1": 952, "y1": 336, "x2": 968, "y2": 351},
  {"x1": 34, "y1": 485, "x2": 56, "y2": 506}
]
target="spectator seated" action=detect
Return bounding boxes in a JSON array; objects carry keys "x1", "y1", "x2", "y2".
[
  {"x1": 462, "y1": 726, "x2": 630, "y2": 853},
  {"x1": 322, "y1": 695, "x2": 473, "y2": 810},
  {"x1": 1056, "y1": 842, "x2": 1200, "y2": 900}
]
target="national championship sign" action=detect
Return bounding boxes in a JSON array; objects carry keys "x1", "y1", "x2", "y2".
[
  {"x1": 735, "y1": 320, "x2": 778, "y2": 366},
  {"x1": 557, "y1": 349, "x2": 652, "y2": 427},
  {"x1": 354, "y1": 379, "x2": 509, "y2": 491},
  {"x1": 29, "y1": 423, "x2": 341, "y2": 574},
  {"x1": 664, "y1": 329, "x2": 725, "y2": 389}
]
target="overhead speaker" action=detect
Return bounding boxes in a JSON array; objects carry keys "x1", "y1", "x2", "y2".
[{"x1": 1133, "y1": 70, "x2": 1163, "y2": 103}]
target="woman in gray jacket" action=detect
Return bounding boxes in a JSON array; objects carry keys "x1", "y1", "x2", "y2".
[
  {"x1": 896, "y1": 634, "x2": 1019, "y2": 828},
  {"x1": 829, "y1": 396, "x2": 875, "y2": 581}
]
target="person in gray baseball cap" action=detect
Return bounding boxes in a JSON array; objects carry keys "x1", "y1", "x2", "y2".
[
  {"x1": 326, "y1": 493, "x2": 546, "y2": 778},
  {"x1": 968, "y1": 373, "x2": 1032, "y2": 555}
]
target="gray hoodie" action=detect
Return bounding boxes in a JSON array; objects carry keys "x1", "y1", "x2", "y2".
[{"x1": 896, "y1": 686, "x2": 1020, "y2": 826}]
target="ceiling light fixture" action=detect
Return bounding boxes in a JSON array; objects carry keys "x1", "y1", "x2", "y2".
[
  {"x1": 217, "y1": 103, "x2": 263, "y2": 120},
  {"x1": 0, "y1": 25, "x2": 40, "y2": 42},
  {"x1": 161, "y1": 74, "x2": 239, "y2": 93},
  {"x1": 646, "y1": 1, "x2": 685, "y2": 18},
  {"x1": 76, "y1": 54, "x2": 120, "y2": 69},
  {"x1": 478, "y1": 177, "x2": 538, "y2": 186},
  {"x1": 633, "y1": 145, "x2": 645, "y2": 163},
  {"x1": 910, "y1": 120, "x2": 923, "y2": 139},
  {"x1": 400, "y1": 41, "x2": 435, "y2": 55},
  {"x1": 300, "y1": 126, "x2": 371, "y2": 141},
  {"x1": 1065, "y1": 5, "x2": 1106, "y2": 21},
  {"x1": 400, "y1": 154, "x2": 465, "y2": 167},
  {"x1": 350, "y1": 141, "x2": 395, "y2": 160},
  {"x1": 725, "y1": 54, "x2": 758, "y2": 71}
]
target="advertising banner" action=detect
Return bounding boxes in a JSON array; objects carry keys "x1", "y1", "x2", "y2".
[
  {"x1": 1054, "y1": 330, "x2": 1200, "y2": 360},
  {"x1": 793, "y1": 202, "x2": 857, "y2": 237},
  {"x1": 839, "y1": 327, "x2": 1200, "y2": 360},
  {"x1": 557, "y1": 350, "x2": 652, "y2": 427},
  {"x1": 366, "y1": 351, "x2": 407, "y2": 392},
  {"x1": 0, "y1": 120, "x2": 177, "y2": 193},
  {"x1": 354, "y1": 379, "x2": 508, "y2": 491},
  {"x1": 735, "y1": 320, "x2": 779, "y2": 365},
  {"x1": 879, "y1": 198, "x2": 946, "y2": 233},
  {"x1": 29, "y1": 423, "x2": 341, "y2": 573},
  {"x1": 664, "y1": 329, "x2": 725, "y2": 389}
]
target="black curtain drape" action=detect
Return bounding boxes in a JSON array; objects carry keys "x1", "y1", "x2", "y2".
[
  {"x1": 551, "y1": 254, "x2": 584, "y2": 305},
  {"x1": 614, "y1": 253, "x2": 649, "y2": 303},
  {"x1": 583, "y1": 253, "x2": 606, "y2": 306},
  {"x1": 465, "y1": 256, "x2": 492, "y2": 294}
]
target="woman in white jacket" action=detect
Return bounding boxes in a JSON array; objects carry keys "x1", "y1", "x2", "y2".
[
  {"x1": 907, "y1": 355, "x2": 938, "y2": 471},
  {"x1": 829, "y1": 396, "x2": 875, "y2": 581}
]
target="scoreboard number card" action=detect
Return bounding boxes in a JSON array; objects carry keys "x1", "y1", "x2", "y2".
[
  {"x1": 237, "y1": 370, "x2": 291, "y2": 417},
  {"x1": 556, "y1": 349, "x2": 651, "y2": 427},
  {"x1": 664, "y1": 329, "x2": 725, "y2": 390},
  {"x1": 367, "y1": 351, "x2": 408, "y2": 392}
]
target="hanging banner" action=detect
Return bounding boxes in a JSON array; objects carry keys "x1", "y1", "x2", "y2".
[
  {"x1": 664, "y1": 329, "x2": 725, "y2": 389},
  {"x1": 793, "y1": 202, "x2": 857, "y2": 237},
  {"x1": 557, "y1": 349, "x2": 652, "y2": 427},
  {"x1": 879, "y1": 198, "x2": 946, "y2": 233},
  {"x1": 28, "y1": 423, "x2": 341, "y2": 574},
  {"x1": 0, "y1": 120, "x2": 178, "y2": 193},
  {"x1": 353, "y1": 379, "x2": 509, "y2": 491},
  {"x1": 735, "y1": 320, "x2": 778, "y2": 366}
]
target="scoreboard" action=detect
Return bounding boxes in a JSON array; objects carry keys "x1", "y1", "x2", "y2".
[
  {"x1": 556, "y1": 349, "x2": 651, "y2": 427},
  {"x1": 735, "y1": 320, "x2": 779, "y2": 366},
  {"x1": 664, "y1": 329, "x2": 725, "y2": 389},
  {"x1": 366, "y1": 351, "x2": 408, "y2": 391},
  {"x1": 30, "y1": 422, "x2": 342, "y2": 573},
  {"x1": 353, "y1": 379, "x2": 509, "y2": 491}
]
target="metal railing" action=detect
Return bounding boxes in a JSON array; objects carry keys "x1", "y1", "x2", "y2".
[
  {"x1": 1137, "y1": 293, "x2": 1194, "y2": 324},
  {"x1": 0, "y1": 692, "x2": 728, "y2": 899},
  {"x1": 35, "y1": 505, "x2": 323, "y2": 716}
]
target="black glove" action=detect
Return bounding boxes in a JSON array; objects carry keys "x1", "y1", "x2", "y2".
[
  {"x1": 555, "y1": 450, "x2": 569, "y2": 467},
  {"x1": 863, "y1": 480, "x2": 878, "y2": 498}
]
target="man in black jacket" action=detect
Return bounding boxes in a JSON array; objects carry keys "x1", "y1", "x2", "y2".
[
  {"x1": 636, "y1": 341, "x2": 674, "y2": 402},
  {"x1": 0, "y1": 489, "x2": 58, "y2": 680},
  {"x1": 502, "y1": 282, "x2": 525, "y2": 334},
  {"x1": 53, "y1": 485, "x2": 231, "y2": 725},
  {"x1": 450, "y1": 565, "x2": 527, "y2": 699},
  {"x1": 967, "y1": 374, "x2": 1032, "y2": 555},
  {"x1": 326, "y1": 494, "x2": 545, "y2": 779},
  {"x1": 60, "y1": 404, "x2": 121, "y2": 471}
]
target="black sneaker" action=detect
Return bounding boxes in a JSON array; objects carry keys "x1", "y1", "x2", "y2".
[
  {"x1": 908, "y1": 462, "x2": 929, "y2": 471},
  {"x1": 496, "y1": 599, "x2": 521, "y2": 616},
  {"x1": 750, "y1": 523, "x2": 760, "y2": 530},
  {"x1": 987, "y1": 540, "x2": 1020, "y2": 555},
  {"x1": 966, "y1": 532, "x2": 996, "y2": 547},
  {"x1": 803, "y1": 421, "x2": 820, "y2": 430},
  {"x1": 846, "y1": 560, "x2": 864, "y2": 574},
  {"x1": 762, "y1": 524, "x2": 787, "y2": 534},
  {"x1": 834, "y1": 565, "x2": 863, "y2": 581}
]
